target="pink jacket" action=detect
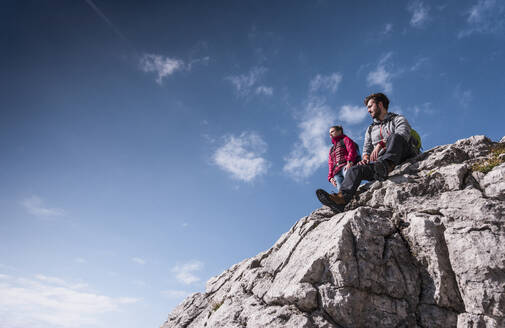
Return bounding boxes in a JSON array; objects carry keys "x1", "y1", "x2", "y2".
[{"x1": 328, "y1": 134, "x2": 358, "y2": 181}]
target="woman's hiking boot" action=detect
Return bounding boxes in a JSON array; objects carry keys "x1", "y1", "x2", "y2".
[{"x1": 316, "y1": 189, "x2": 347, "y2": 213}]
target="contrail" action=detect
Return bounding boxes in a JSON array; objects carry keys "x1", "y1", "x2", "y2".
[{"x1": 84, "y1": 0, "x2": 129, "y2": 42}]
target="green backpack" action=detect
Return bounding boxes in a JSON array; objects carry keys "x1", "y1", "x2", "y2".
[
  {"x1": 369, "y1": 113, "x2": 422, "y2": 153},
  {"x1": 410, "y1": 128, "x2": 422, "y2": 153}
]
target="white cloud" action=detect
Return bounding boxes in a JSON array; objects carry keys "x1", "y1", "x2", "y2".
[
  {"x1": 409, "y1": 102, "x2": 434, "y2": 117},
  {"x1": 309, "y1": 73, "x2": 343, "y2": 94},
  {"x1": 187, "y1": 56, "x2": 210, "y2": 70},
  {"x1": 459, "y1": 0, "x2": 505, "y2": 38},
  {"x1": 34, "y1": 274, "x2": 88, "y2": 290},
  {"x1": 161, "y1": 289, "x2": 189, "y2": 299},
  {"x1": 131, "y1": 257, "x2": 146, "y2": 265},
  {"x1": 140, "y1": 54, "x2": 185, "y2": 84},
  {"x1": 407, "y1": 1, "x2": 430, "y2": 28},
  {"x1": 255, "y1": 85, "x2": 274, "y2": 95},
  {"x1": 338, "y1": 105, "x2": 368, "y2": 125},
  {"x1": 283, "y1": 99, "x2": 336, "y2": 180},
  {"x1": 132, "y1": 280, "x2": 148, "y2": 288},
  {"x1": 213, "y1": 132, "x2": 270, "y2": 182},
  {"x1": 74, "y1": 258, "x2": 87, "y2": 264},
  {"x1": 367, "y1": 65, "x2": 393, "y2": 93},
  {"x1": 172, "y1": 261, "x2": 203, "y2": 285},
  {"x1": 382, "y1": 23, "x2": 393, "y2": 35},
  {"x1": 21, "y1": 196, "x2": 65, "y2": 218},
  {"x1": 410, "y1": 57, "x2": 429, "y2": 71},
  {"x1": 454, "y1": 85, "x2": 473, "y2": 108},
  {"x1": 226, "y1": 66, "x2": 273, "y2": 97},
  {"x1": 0, "y1": 274, "x2": 140, "y2": 328}
]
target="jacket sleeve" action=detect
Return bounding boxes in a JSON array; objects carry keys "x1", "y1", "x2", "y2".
[
  {"x1": 328, "y1": 148, "x2": 334, "y2": 181},
  {"x1": 391, "y1": 114, "x2": 411, "y2": 143},
  {"x1": 363, "y1": 126, "x2": 373, "y2": 156},
  {"x1": 344, "y1": 137, "x2": 357, "y2": 162}
]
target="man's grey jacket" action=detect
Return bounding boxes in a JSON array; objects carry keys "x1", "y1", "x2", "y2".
[{"x1": 363, "y1": 112, "x2": 414, "y2": 156}]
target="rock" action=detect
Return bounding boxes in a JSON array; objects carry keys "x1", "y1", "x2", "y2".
[
  {"x1": 481, "y1": 162, "x2": 505, "y2": 200},
  {"x1": 500, "y1": 136, "x2": 505, "y2": 143},
  {"x1": 160, "y1": 135, "x2": 505, "y2": 328}
]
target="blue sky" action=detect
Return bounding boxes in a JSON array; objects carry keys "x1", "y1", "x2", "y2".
[{"x1": 1, "y1": 0, "x2": 504, "y2": 327}]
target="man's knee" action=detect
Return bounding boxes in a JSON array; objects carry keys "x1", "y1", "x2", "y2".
[{"x1": 387, "y1": 133, "x2": 407, "y2": 146}]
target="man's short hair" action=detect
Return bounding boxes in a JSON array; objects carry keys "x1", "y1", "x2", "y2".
[
  {"x1": 364, "y1": 93, "x2": 390, "y2": 110},
  {"x1": 330, "y1": 125, "x2": 343, "y2": 134}
]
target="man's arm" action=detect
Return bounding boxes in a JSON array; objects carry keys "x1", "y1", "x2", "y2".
[
  {"x1": 363, "y1": 126, "x2": 373, "y2": 156},
  {"x1": 391, "y1": 114, "x2": 411, "y2": 142},
  {"x1": 360, "y1": 127, "x2": 373, "y2": 164}
]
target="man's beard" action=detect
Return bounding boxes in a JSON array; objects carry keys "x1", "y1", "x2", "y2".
[{"x1": 371, "y1": 110, "x2": 380, "y2": 119}]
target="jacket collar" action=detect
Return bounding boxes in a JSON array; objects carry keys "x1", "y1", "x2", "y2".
[
  {"x1": 331, "y1": 134, "x2": 346, "y2": 145},
  {"x1": 373, "y1": 112, "x2": 394, "y2": 124}
]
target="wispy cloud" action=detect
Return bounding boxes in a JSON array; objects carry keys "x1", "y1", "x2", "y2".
[
  {"x1": 409, "y1": 102, "x2": 435, "y2": 117},
  {"x1": 131, "y1": 257, "x2": 146, "y2": 265},
  {"x1": 410, "y1": 57, "x2": 429, "y2": 71},
  {"x1": 187, "y1": 56, "x2": 210, "y2": 70},
  {"x1": 382, "y1": 23, "x2": 394, "y2": 36},
  {"x1": 84, "y1": 0, "x2": 128, "y2": 42},
  {"x1": 453, "y1": 85, "x2": 473, "y2": 108},
  {"x1": 213, "y1": 132, "x2": 270, "y2": 182},
  {"x1": 139, "y1": 54, "x2": 185, "y2": 84},
  {"x1": 367, "y1": 52, "x2": 394, "y2": 93},
  {"x1": 283, "y1": 99, "x2": 336, "y2": 180},
  {"x1": 132, "y1": 280, "x2": 148, "y2": 288},
  {"x1": 309, "y1": 73, "x2": 343, "y2": 94},
  {"x1": 172, "y1": 261, "x2": 203, "y2": 285},
  {"x1": 34, "y1": 274, "x2": 88, "y2": 290},
  {"x1": 255, "y1": 85, "x2": 274, "y2": 96},
  {"x1": 0, "y1": 274, "x2": 139, "y2": 328},
  {"x1": 161, "y1": 289, "x2": 190, "y2": 299},
  {"x1": 74, "y1": 258, "x2": 87, "y2": 264},
  {"x1": 407, "y1": 1, "x2": 430, "y2": 28},
  {"x1": 458, "y1": 0, "x2": 505, "y2": 38},
  {"x1": 21, "y1": 196, "x2": 65, "y2": 218},
  {"x1": 338, "y1": 105, "x2": 368, "y2": 125},
  {"x1": 226, "y1": 66, "x2": 273, "y2": 97}
]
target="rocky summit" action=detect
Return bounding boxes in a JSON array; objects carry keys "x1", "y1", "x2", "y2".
[{"x1": 161, "y1": 135, "x2": 505, "y2": 328}]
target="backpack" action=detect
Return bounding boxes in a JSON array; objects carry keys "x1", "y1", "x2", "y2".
[
  {"x1": 368, "y1": 113, "x2": 422, "y2": 153},
  {"x1": 410, "y1": 128, "x2": 422, "y2": 152},
  {"x1": 338, "y1": 138, "x2": 362, "y2": 163}
]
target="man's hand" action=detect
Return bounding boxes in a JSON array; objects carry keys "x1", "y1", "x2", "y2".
[
  {"x1": 330, "y1": 178, "x2": 337, "y2": 187},
  {"x1": 359, "y1": 154, "x2": 370, "y2": 165},
  {"x1": 370, "y1": 143, "x2": 383, "y2": 162},
  {"x1": 345, "y1": 162, "x2": 353, "y2": 170}
]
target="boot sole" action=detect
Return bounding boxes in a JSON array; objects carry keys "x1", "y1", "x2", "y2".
[{"x1": 316, "y1": 189, "x2": 345, "y2": 213}]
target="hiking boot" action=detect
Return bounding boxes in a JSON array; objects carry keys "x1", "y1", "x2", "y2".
[
  {"x1": 373, "y1": 160, "x2": 396, "y2": 181},
  {"x1": 316, "y1": 189, "x2": 347, "y2": 213}
]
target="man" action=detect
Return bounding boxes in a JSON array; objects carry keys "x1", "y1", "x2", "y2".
[
  {"x1": 317, "y1": 92, "x2": 419, "y2": 212},
  {"x1": 327, "y1": 125, "x2": 358, "y2": 192}
]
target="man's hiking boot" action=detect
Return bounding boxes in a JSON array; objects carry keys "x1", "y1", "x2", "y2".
[
  {"x1": 373, "y1": 160, "x2": 396, "y2": 181},
  {"x1": 316, "y1": 189, "x2": 347, "y2": 213}
]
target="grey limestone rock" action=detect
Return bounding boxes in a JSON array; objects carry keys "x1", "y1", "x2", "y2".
[{"x1": 161, "y1": 135, "x2": 505, "y2": 328}]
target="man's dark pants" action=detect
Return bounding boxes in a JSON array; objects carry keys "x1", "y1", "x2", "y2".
[{"x1": 340, "y1": 133, "x2": 415, "y2": 202}]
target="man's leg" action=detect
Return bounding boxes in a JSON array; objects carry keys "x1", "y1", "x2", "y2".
[
  {"x1": 373, "y1": 133, "x2": 415, "y2": 180},
  {"x1": 339, "y1": 164, "x2": 376, "y2": 202},
  {"x1": 379, "y1": 133, "x2": 414, "y2": 165}
]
